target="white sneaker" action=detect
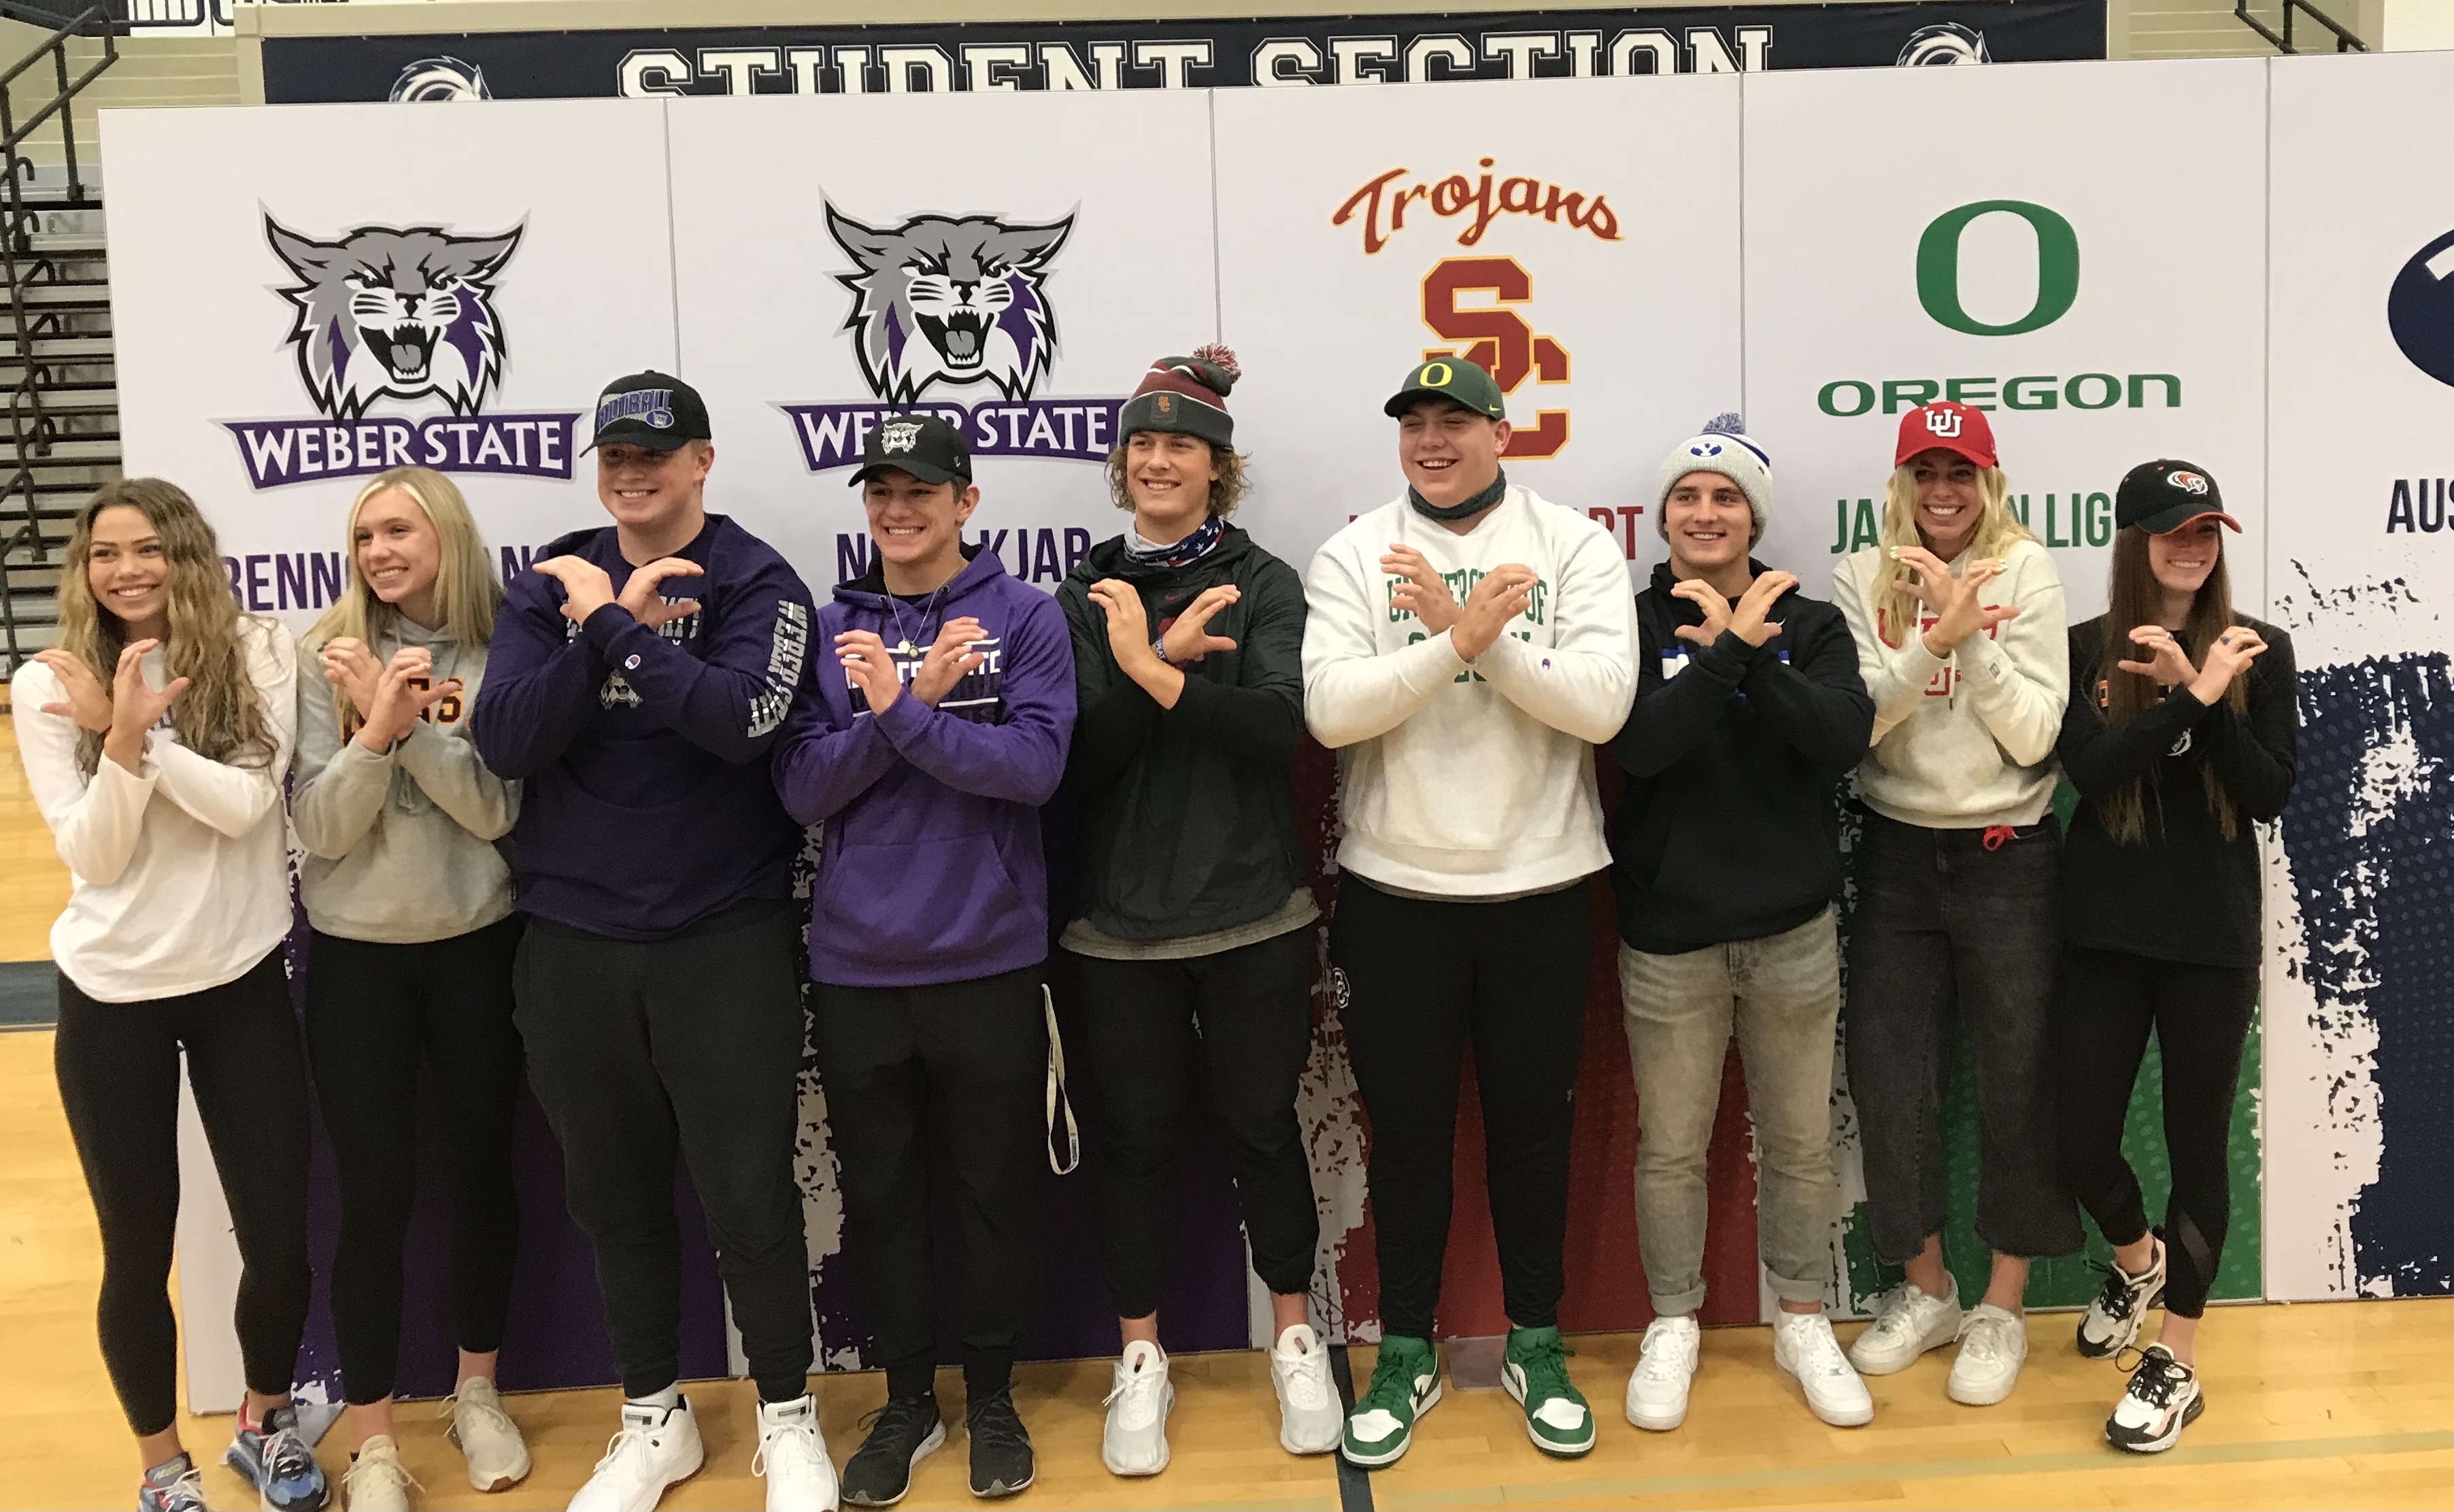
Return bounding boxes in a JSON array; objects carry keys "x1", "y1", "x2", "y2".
[
  {"x1": 754, "y1": 1395, "x2": 838, "y2": 1512},
  {"x1": 2105, "y1": 1344, "x2": 2203, "y2": 1453},
  {"x1": 2077, "y1": 1241, "x2": 2166, "y2": 1359},
  {"x1": 445, "y1": 1377, "x2": 532, "y2": 1492},
  {"x1": 344, "y1": 1435, "x2": 418, "y2": 1512},
  {"x1": 1772, "y1": 1312, "x2": 1874, "y2": 1428},
  {"x1": 1623, "y1": 1315, "x2": 1700, "y2": 1431},
  {"x1": 1947, "y1": 1304, "x2": 2028, "y2": 1406},
  {"x1": 1847, "y1": 1282, "x2": 1963, "y2": 1376},
  {"x1": 1269, "y1": 1324, "x2": 1343, "y2": 1455},
  {"x1": 568, "y1": 1398, "x2": 704, "y2": 1512},
  {"x1": 1100, "y1": 1341, "x2": 1173, "y2": 1477}
]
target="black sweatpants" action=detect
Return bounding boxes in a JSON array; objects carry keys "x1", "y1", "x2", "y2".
[
  {"x1": 512, "y1": 901, "x2": 813, "y2": 1402},
  {"x1": 2053, "y1": 943, "x2": 2257, "y2": 1320},
  {"x1": 54, "y1": 950, "x2": 312, "y2": 1437},
  {"x1": 1329, "y1": 874, "x2": 1591, "y2": 1341},
  {"x1": 1068, "y1": 928, "x2": 1322, "y2": 1320},
  {"x1": 813, "y1": 964, "x2": 1045, "y2": 1401},
  {"x1": 305, "y1": 916, "x2": 524, "y2": 1405}
]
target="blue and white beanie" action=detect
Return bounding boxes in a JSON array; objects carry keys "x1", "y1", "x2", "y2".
[{"x1": 1656, "y1": 412, "x2": 1772, "y2": 541}]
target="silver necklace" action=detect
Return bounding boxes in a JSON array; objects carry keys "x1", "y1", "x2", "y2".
[{"x1": 885, "y1": 584, "x2": 947, "y2": 656}]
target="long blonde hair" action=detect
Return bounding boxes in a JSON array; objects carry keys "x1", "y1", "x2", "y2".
[
  {"x1": 305, "y1": 467, "x2": 500, "y2": 652},
  {"x1": 1870, "y1": 461, "x2": 2039, "y2": 648},
  {"x1": 54, "y1": 478, "x2": 277, "y2": 775},
  {"x1": 2094, "y1": 525, "x2": 2250, "y2": 845}
]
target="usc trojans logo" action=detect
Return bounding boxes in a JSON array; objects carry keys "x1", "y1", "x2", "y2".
[{"x1": 1421, "y1": 257, "x2": 1570, "y2": 458}]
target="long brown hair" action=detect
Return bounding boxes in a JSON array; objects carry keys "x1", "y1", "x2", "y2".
[
  {"x1": 54, "y1": 478, "x2": 278, "y2": 776},
  {"x1": 1105, "y1": 440, "x2": 1249, "y2": 518},
  {"x1": 2094, "y1": 524, "x2": 2251, "y2": 845}
]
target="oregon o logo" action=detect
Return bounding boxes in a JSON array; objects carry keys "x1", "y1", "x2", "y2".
[
  {"x1": 1915, "y1": 200, "x2": 2081, "y2": 337},
  {"x1": 1420, "y1": 360, "x2": 1453, "y2": 386},
  {"x1": 2387, "y1": 226, "x2": 2454, "y2": 389}
]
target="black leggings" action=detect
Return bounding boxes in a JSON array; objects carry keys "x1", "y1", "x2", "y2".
[
  {"x1": 1329, "y1": 874, "x2": 1591, "y2": 1340},
  {"x1": 2053, "y1": 943, "x2": 2257, "y2": 1320},
  {"x1": 305, "y1": 918, "x2": 524, "y2": 1405},
  {"x1": 54, "y1": 951, "x2": 312, "y2": 1437},
  {"x1": 1068, "y1": 928, "x2": 1322, "y2": 1321}
]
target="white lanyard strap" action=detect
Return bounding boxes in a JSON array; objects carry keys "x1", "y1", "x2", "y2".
[{"x1": 1043, "y1": 984, "x2": 1080, "y2": 1176}]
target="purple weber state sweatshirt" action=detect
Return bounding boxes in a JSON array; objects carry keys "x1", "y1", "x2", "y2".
[
  {"x1": 773, "y1": 543, "x2": 1074, "y2": 988},
  {"x1": 472, "y1": 514, "x2": 815, "y2": 939}
]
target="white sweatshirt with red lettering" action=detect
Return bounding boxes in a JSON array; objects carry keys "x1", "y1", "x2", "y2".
[{"x1": 1832, "y1": 537, "x2": 2068, "y2": 829}]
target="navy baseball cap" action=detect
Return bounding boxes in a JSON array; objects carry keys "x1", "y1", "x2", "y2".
[
  {"x1": 584, "y1": 371, "x2": 711, "y2": 454},
  {"x1": 850, "y1": 413, "x2": 972, "y2": 488}
]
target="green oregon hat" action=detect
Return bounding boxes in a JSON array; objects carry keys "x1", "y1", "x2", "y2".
[{"x1": 1383, "y1": 356, "x2": 1506, "y2": 420}]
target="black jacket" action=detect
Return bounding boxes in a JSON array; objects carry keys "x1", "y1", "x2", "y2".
[
  {"x1": 1606, "y1": 560, "x2": 1875, "y2": 954},
  {"x1": 2058, "y1": 614, "x2": 2298, "y2": 969},
  {"x1": 1056, "y1": 523, "x2": 1308, "y2": 941}
]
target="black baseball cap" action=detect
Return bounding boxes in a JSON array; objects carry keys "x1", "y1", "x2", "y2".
[
  {"x1": 849, "y1": 412, "x2": 972, "y2": 488},
  {"x1": 2115, "y1": 459, "x2": 2242, "y2": 535},
  {"x1": 1384, "y1": 355, "x2": 1506, "y2": 420},
  {"x1": 584, "y1": 371, "x2": 711, "y2": 454}
]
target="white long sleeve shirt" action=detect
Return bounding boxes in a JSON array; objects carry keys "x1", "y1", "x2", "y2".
[
  {"x1": 12, "y1": 619, "x2": 298, "y2": 1001},
  {"x1": 1832, "y1": 537, "x2": 2068, "y2": 828},
  {"x1": 1302, "y1": 485, "x2": 1636, "y2": 896}
]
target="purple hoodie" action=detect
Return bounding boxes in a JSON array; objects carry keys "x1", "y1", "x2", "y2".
[{"x1": 773, "y1": 545, "x2": 1074, "y2": 987}]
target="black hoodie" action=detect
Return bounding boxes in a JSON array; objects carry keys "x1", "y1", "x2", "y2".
[
  {"x1": 1606, "y1": 560, "x2": 1875, "y2": 954},
  {"x1": 1055, "y1": 522, "x2": 1311, "y2": 944}
]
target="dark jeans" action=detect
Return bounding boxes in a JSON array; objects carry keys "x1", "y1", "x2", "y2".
[
  {"x1": 1068, "y1": 928, "x2": 1322, "y2": 1320},
  {"x1": 813, "y1": 964, "x2": 1045, "y2": 1401},
  {"x1": 1844, "y1": 813, "x2": 2081, "y2": 1265},
  {"x1": 514, "y1": 901, "x2": 813, "y2": 1402},
  {"x1": 1330, "y1": 873, "x2": 1591, "y2": 1340},
  {"x1": 54, "y1": 951, "x2": 312, "y2": 1437},
  {"x1": 305, "y1": 918, "x2": 524, "y2": 1405},
  {"x1": 2053, "y1": 943, "x2": 2256, "y2": 1320}
]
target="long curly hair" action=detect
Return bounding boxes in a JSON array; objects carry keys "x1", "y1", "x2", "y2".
[
  {"x1": 2093, "y1": 524, "x2": 2250, "y2": 845},
  {"x1": 1869, "y1": 460, "x2": 2038, "y2": 649},
  {"x1": 54, "y1": 478, "x2": 276, "y2": 775}
]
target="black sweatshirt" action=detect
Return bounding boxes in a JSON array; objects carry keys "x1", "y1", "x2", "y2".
[
  {"x1": 1055, "y1": 523, "x2": 1310, "y2": 942},
  {"x1": 2057, "y1": 614, "x2": 2298, "y2": 969},
  {"x1": 1606, "y1": 560, "x2": 1875, "y2": 954}
]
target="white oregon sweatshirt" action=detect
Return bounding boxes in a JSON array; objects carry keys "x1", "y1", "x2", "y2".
[
  {"x1": 12, "y1": 618, "x2": 298, "y2": 1002},
  {"x1": 1831, "y1": 537, "x2": 2068, "y2": 828},
  {"x1": 1302, "y1": 484, "x2": 1636, "y2": 896}
]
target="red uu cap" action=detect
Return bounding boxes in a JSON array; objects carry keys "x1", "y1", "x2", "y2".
[{"x1": 1894, "y1": 401, "x2": 1998, "y2": 469}]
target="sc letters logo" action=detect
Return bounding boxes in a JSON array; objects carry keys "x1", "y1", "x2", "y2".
[{"x1": 2387, "y1": 228, "x2": 2454, "y2": 389}]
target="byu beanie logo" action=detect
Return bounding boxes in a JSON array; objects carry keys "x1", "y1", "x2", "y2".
[
  {"x1": 1688, "y1": 439, "x2": 1726, "y2": 459},
  {"x1": 1924, "y1": 407, "x2": 1964, "y2": 439},
  {"x1": 2167, "y1": 469, "x2": 2210, "y2": 494}
]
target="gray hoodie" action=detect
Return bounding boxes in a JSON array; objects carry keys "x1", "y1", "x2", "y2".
[{"x1": 292, "y1": 615, "x2": 518, "y2": 943}]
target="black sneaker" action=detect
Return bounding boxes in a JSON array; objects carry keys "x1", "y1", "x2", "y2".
[
  {"x1": 2106, "y1": 1343, "x2": 2204, "y2": 1453},
  {"x1": 841, "y1": 1394, "x2": 945, "y2": 1507},
  {"x1": 965, "y1": 1386, "x2": 1035, "y2": 1498},
  {"x1": 2077, "y1": 1239, "x2": 2166, "y2": 1359}
]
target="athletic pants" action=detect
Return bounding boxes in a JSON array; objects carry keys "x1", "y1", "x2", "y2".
[
  {"x1": 2053, "y1": 943, "x2": 2257, "y2": 1320},
  {"x1": 1845, "y1": 814, "x2": 2082, "y2": 1264},
  {"x1": 54, "y1": 950, "x2": 312, "y2": 1437},
  {"x1": 813, "y1": 965, "x2": 1045, "y2": 1401},
  {"x1": 513, "y1": 901, "x2": 813, "y2": 1402},
  {"x1": 305, "y1": 917, "x2": 523, "y2": 1405},
  {"x1": 1329, "y1": 873, "x2": 1590, "y2": 1340},
  {"x1": 1066, "y1": 928, "x2": 1321, "y2": 1320}
]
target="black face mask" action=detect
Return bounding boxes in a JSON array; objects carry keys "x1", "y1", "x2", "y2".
[{"x1": 1408, "y1": 467, "x2": 1509, "y2": 524}]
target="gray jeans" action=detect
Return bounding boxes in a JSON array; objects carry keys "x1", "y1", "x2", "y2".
[{"x1": 1617, "y1": 908, "x2": 1840, "y2": 1315}]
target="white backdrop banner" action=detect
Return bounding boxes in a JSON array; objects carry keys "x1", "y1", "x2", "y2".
[
  {"x1": 2261, "y1": 50, "x2": 2454, "y2": 1303},
  {"x1": 1741, "y1": 57, "x2": 2270, "y2": 622}
]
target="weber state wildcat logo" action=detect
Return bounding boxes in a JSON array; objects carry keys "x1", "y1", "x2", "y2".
[
  {"x1": 781, "y1": 201, "x2": 1128, "y2": 475},
  {"x1": 223, "y1": 214, "x2": 582, "y2": 490}
]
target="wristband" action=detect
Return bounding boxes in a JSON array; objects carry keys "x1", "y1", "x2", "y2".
[{"x1": 1150, "y1": 635, "x2": 1173, "y2": 668}]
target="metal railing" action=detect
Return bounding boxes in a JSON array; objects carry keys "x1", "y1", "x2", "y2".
[
  {"x1": 2234, "y1": 0, "x2": 2370, "y2": 53},
  {"x1": 0, "y1": 3, "x2": 116, "y2": 676}
]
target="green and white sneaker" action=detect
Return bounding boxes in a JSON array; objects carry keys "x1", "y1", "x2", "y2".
[
  {"x1": 1341, "y1": 1334, "x2": 1441, "y2": 1467},
  {"x1": 1502, "y1": 1325, "x2": 1596, "y2": 1458}
]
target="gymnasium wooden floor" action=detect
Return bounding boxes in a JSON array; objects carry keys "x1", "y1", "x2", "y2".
[{"x1": 5, "y1": 722, "x2": 2453, "y2": 1511}]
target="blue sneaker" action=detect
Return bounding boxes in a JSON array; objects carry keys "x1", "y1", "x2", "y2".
[
  {"x1": 223, "y1": 1403, "x2": 327, "y2": 1511},
  {"x1": 138, "y1": 1452, "x2": 209, "y2": 1512}
]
